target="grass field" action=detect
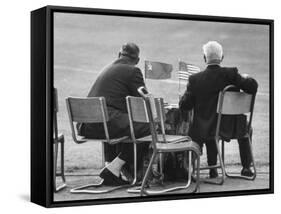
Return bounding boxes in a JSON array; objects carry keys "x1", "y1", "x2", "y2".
[{"x1": 53, "y1": 13, "x2": 270, "y2": 174}]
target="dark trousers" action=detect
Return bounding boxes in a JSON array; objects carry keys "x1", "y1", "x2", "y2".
[
  {"x1": 117, "y1": 122, "x2": 150, "y2": 162},
  {"x1": 79, "y1": 108, "x2": 150, "y2": 164},
  {"x1": 205, "y1": 137, "x2": 252, "y2": 168}
]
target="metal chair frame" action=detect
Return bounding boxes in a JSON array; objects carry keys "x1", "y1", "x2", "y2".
[
  {"x1": 200, "y1": 85, "x2": 257, "y2": 185},
  {"x1": 53, "y1": 88, "x2": 67, "y2": 192},
  {"x1": 66, "y1": 97, "x2": 136, "y2": 194},
  {"x1": 126, "y1": 87, "x2": 201, "y2": 196}
]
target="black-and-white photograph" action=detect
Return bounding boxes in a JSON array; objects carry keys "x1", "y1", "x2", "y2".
[{"x1": 50, "y1": 8, "x2": 272, "y2": 203}]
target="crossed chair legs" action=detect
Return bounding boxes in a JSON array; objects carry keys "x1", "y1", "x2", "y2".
[
  {"x1": 140, "y1": 150, "x2": 200, "y2": 196},
  {"x1": 70, "y1": 142, "x2": 201, "y2": 195},
  {"x1": 127, "y1": 150, "x2": 200, "y2": 196}
]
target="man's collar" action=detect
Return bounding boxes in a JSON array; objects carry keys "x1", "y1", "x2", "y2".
[
  {"x1": 114, "y1": 56, "x2": 136, "y2": 65},
  {"x1": 206, "y1": 63, "x2": 221, "y2": 69}
]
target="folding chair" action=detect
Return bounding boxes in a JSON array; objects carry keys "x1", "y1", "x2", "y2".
[
  {"x1": 126, "y1": 87, "x2": 201, "y2": 196},
  {"x1": 66, "y1": 96, "x2": 136, "y2": 194},
  {"x1": 201, "y1": 85, "x2": 257, "y2": 185},
  {"x1": 53, "y1": 88, "x2": 67, "y2": 192}
]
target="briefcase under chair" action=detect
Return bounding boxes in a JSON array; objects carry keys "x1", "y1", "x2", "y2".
[
  {"x1": 200, "y1": 85, "x2": 257, "y2": 185},
  {"x1": 126, "y1": 87, "x2": 201, "y2": 196},
  {"x1": 66, "y1": 96, "x2": 138, "y2": 194},
  {"x1": 53, "y1": 88, "x2": 67, "y2": 192}
]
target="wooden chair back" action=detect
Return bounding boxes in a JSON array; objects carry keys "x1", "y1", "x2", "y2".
[
  {"x1": 66, "y1": 97, "x2": 110, "y2": 143},
  {"x1": 216, "y1": 85, "x2": 256, "y2": 138},
  {"x1": 126, "y1": 96, "x2": 150, "y2": 123},
  {"x1": 217, "y1": 91, "x2": 253, "y2": 115},
  {"x1": 66, "y1": 97, "x2": 109, "y2": 123},
  {"x1": 126, "y1": 96, "x2": 163, "y2": 123},
  {"x1": 126, "y1": 95, "x2": 165, "y2": 144}
]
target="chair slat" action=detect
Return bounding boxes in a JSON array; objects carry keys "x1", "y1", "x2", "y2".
[
  {"x1": 67, "y1": 97, "x2": 108, "y2": 123},
  {"x1": 127, "y1": 96, "x2": 164, "y2": 123},
  {"x1": 218, "y1": 91, "x2": 252, "y2": 115},
  {"x1": 127, "y1": 96, "x2": 149, "y2": 123},
  {"x1": 54, "y1": 88, "x2": 59, "y2": 113},
  {"x1": 147, "y1": 95, "x2": 158, "y2": 120}
]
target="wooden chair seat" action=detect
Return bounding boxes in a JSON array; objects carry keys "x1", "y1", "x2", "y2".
[
  {"x1": 80, "y1": 136, "x2": 129, "y2": 145},
  {"x1": 101, "y1": 136, "x2": 129, "y2": 145},
  {"x1": 156, "y1": 140, "x2": 201, "y2": 153},
  {"x1": 137, "y1": 134, "x2": 190, "y2": 144}
]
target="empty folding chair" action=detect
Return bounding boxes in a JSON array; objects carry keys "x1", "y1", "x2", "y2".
[
  {"x1": 66, "y1": 96, "x2": 137, "y2": 194},
  {"x1": 126, "y1": 87, "x2": 201, "y2": 196},
  {"x1": 53, "y1": 88, "x2": 67, "y2": 192},
  {"x1": 200, "y1": 85, "x2": 257, "y2": 184}
]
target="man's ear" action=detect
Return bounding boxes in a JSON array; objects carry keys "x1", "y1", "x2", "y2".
[
  {"x1": 135, "y1": 57, "x2": 140, "y2": 65},
  {"x1": 221, "y1": 54, "x2": 224, "y2": 62},
  {"x1": 118, "y1": 52, "x2": 121, "y2": 58},
  {"x1": 203, "y1": 55, "x2": 207, "y2": 63}
]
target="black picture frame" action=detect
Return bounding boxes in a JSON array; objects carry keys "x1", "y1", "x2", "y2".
[{"x1": 31, "y1": 5, "x2": 274, "y2": 208}]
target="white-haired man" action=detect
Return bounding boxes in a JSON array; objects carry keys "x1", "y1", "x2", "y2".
[{"x1": 179, "y1": 41, "x2": 258, "y2": 178}]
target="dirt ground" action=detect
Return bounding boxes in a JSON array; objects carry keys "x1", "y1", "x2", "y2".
[{"x1": 54, "y1": 168, "x2": 269, "y2": 201}]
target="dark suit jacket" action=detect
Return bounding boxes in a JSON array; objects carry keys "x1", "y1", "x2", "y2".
[
  {"x1": 78, "y1": 56, "x2": 146, "y2": 138},
  {"x1": 87, "y1": 57, "x2": 145, "y2": 113},
  {"x1": 179, "y1": 65, "x2": 258, "y2": 144}
]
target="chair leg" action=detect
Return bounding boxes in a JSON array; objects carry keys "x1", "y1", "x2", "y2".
[
  {"x1": 140, "y1": 151, "x2": 157, "y2": 196},
  {"x1": 61, "y1": 139, "x2": 66, "y2": 184},
  {"x1": 101, "y1": 141, "x2": 105, "y2": 168},
  {"x1": 54, "y1": 137, "x2": 67, "y2": 192},
  {"x1": 138, "y1": 150, "x2": 200, "y2": 196},
  {"x1": 159, "y1": 153, "x2": 164, "y2": 183},
  {"x1": 193, "y1": 152, "x2": 200, "y2": 193},
  {"x1": 225, "y1": 137, "x2": 256, "y2": 180},
  {"x1": 127, "y1": 151, "x2": 166, "y2": 194},
  {"x1": 203, "y1": 139, "x2": 225, "y2": 185},
  {"x1": 53, "y1": 140, "x2": 58, "y2": 192},
  {"x1": 187, "y1": 151, "x2": 192, "y2": 187},
  {"x1": 126, "y1": 143, "x2": 148, "y2": 194},
  {"x1": 132, "y1": 143, "x2": 138, "y2": 185},
  {"x1": 222, "y1": 140, "x2": 225, "y2": 163}
]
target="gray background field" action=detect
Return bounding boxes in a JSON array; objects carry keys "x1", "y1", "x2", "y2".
[{"x1": 54, "y1": 13, "x2": 270, "y2": 177}]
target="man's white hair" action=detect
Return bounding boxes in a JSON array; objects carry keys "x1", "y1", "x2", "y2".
[{"x1": 202, "y1": 41, "x2": 223, "y2": 64}]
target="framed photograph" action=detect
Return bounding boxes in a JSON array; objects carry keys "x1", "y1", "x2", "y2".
[{"x1": 31, "y1": 5, "x2": 274, "y2": 207}]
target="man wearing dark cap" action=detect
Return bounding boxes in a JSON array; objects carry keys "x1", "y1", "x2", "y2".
[{"x1": 78, "y1": 42, "x2": 150, "y2": 185}]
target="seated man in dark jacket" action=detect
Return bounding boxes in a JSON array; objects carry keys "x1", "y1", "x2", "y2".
[
  {"x1": 179, "y1": 41, "x2": 258, "y2": 178},
  {"x1": 78, "y1": 43, "x2": 150, "y2": 184}
]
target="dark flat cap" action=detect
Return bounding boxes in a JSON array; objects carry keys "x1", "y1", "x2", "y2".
[{"x1": 120, "y1": 42, "x2": 140, "y2": 59}]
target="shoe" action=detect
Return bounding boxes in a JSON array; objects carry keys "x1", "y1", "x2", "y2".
[
  {"x1": 241, "y1": 168, "x2": 254, "y2": 177},
  {"x1": 99, "y1": 167, "x2": 130, "y2": 186},
  {"x1": 209, "y1": 169, "x2": 218, "y2": 178},
  {"x1": 120, "y1": 166, "x2": 133, "y2": 183}
]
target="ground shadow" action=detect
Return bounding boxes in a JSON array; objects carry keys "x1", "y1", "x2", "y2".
[{"x1": 19, "y1": 194, "x2": 30, "y2": 202}]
